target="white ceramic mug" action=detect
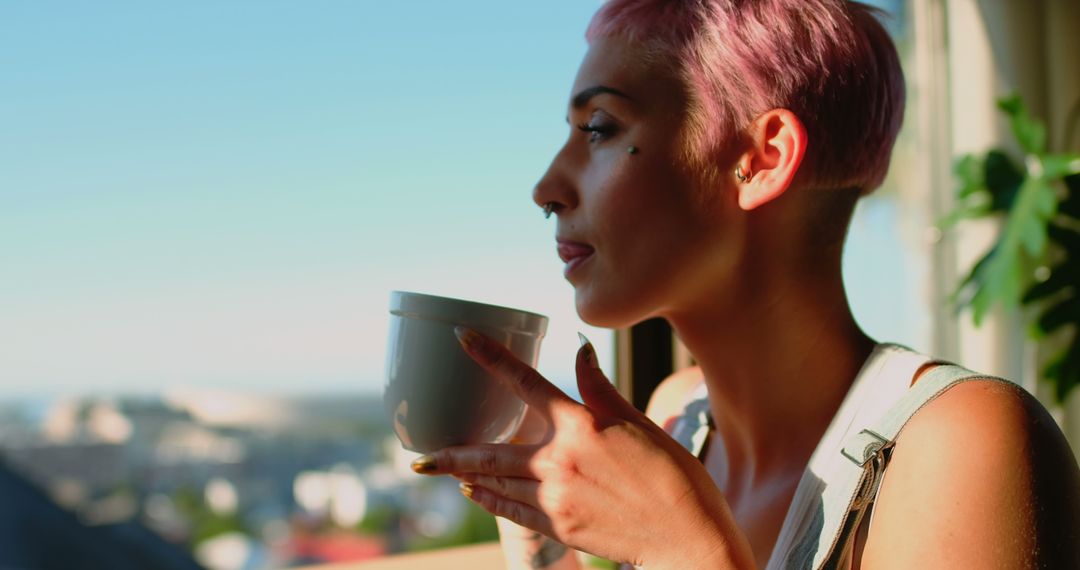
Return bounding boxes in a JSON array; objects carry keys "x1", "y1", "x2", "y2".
[{"x1": 383, "y1": 291, "x2": 548, "y2": 453}]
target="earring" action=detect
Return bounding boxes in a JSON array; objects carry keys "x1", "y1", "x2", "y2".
[
  {"x1": 628, "y1": 146, "x2": 639, "y2": 155},
  {"x1": 735, "y1": 164, "x2": 752, "y2": 183},
  {"x1": 543, "y1": 203, "x2": 555, "y2": 219}
]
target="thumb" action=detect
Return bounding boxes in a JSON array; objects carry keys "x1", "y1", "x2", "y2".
[{"x1": 576, "y1": 333, "x2": 640, "y2": 419}]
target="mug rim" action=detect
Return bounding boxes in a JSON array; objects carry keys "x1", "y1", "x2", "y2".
[{"x1": 389, "y1": 290, "x2": 548, "y2": 337}]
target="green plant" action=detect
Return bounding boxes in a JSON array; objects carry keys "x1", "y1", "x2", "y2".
[{"x1": 946, "y1": 94, "x2": 1080, "y2": 402}]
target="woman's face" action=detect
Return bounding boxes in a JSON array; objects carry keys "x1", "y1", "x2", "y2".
[{"x1": 534, "y1": 35, "x2": 744, "y2": 328}]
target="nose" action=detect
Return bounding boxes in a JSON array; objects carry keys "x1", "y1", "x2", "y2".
[{"x1": 532, "y1": 142, "x2": 578, "y2": 217}]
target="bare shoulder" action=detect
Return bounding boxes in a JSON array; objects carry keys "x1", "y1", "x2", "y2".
[
  {"x1": 862, "y1": 377, "x2": 1080, "y2": 569},
  {"x1": 644, "y1": 366, "x2": 704, "y2": 430}
]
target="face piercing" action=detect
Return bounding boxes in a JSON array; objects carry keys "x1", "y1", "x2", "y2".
[
  {"x1": 628, "y1": 146, "x2": 639, "y2": 155},
  {"x1": 735, "y1": 164, "x2": 752, "y2": 183},
  {"x1": 543, "y1": 202, "x2": 555, "y2": 219}
]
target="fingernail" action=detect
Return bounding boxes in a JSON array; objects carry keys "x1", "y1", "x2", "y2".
[
  {"x1": 410, "y1": 455, "x2": 438, "y2": 474},
  {"x1": 454, "y1": 326, "x2": 482, "y2": 354},
  {"x1": 578, "y1": 332, "x2": 600, "y2": 370},
  {"x1": 459, "y1": 482, "x2": 475, "y2": 499}
]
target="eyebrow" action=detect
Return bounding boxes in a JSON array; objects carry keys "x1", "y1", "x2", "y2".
[{"x1": 571, "y1": 85, "x2": 634, "y2": 109}]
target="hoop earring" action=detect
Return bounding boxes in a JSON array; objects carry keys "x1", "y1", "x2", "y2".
[{"x1": 735, "y1": 164, "x2": 752, "y2": 183}]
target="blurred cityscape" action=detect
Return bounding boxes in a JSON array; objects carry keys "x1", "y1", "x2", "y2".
[{"x1": 0, "y1": 391, "x2": 498, "y2": 570}]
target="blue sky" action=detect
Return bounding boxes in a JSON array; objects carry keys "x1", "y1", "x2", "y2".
[{"x1": 1, "y1": 1, "x2": 924, "y2": 400}]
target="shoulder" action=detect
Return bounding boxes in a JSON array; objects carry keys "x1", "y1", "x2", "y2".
[
  {"x1": 862, "y1": 374, "x2": 1080, "y2": 568},
  {"x1": 644, "y1": 366, "x2": 705, "y2": 431}
]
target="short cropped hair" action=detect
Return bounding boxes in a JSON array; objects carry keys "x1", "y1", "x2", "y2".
[{"x1": 586, "y1": 0, "x2": 905, "y2": 194}]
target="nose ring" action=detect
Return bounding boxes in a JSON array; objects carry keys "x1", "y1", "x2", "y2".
[{"x1": 543, "y1": 202, "x2": 555, "y2": 219}]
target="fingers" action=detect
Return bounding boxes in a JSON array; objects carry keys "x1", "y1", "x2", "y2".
[
  {"x1": 455, "y1": 473, "x2": 541, "y2": 510},
  {"x1": 576, "y1": 334, "x2": 641, "y2": 420},
  {"x1": 459, "y1": 482, "x2": 558, "y2": 540},
  {"x1": 454, "y1": 327, "x2": 576, "y2": 416},
  {"x1": 412, "y1": 443, "x2": 538, "y2": 478}
]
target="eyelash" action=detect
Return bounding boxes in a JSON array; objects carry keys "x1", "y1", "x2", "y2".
[{"x1": 576, "y1": 120, "x2": 616, "y2": 143}]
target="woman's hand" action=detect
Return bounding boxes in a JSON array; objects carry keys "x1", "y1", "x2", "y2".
[{"x1": 410, "y1": 328, "x2": 755, "y2": 570}]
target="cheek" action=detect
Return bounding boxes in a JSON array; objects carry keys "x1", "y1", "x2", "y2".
[
  {"x1": 586, "y1": 158, "x2": 670, "y2": 218},
  {"x1": 590, "y1": 173, "x2": 703, "y2": 280}
]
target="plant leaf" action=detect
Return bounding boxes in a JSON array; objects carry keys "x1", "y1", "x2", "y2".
[
  {"x1": 1000, "y1": 253, "x2": 1024, "y2": 307},
  {"x1": 971, "y1": 285, "x2": 993, "y2": 326},
  {"x1": 1034, "y1": 180, "x2": 1058, "y2": 217},
  {"x1": 947, "y1": 94, "x2": 1080, "y2": 402},
  {"x1": 1019, "y1": 213, "x2": 1048, "y2": 257},
  {"x1": 998, "y1": 94, "x2": 1047, "y2": 154},
  {"x1": 955, "y1": 154, "x2": 986, "y2": 198},
  {"x1": 955, "y1": 170, "x2": 1057, "y2": 326},
  {"x1": 1041, "y1": 154, "x2": 1080, "y2": 180},
  {"x1": 1017, "y1": 175, "x2": 1055, "y2": 257},
  {"x1": 952, "y1": 246, "x2": 998, "y2": 307}
]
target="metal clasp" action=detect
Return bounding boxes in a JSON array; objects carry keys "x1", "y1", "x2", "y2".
[
  {"x1": 841, "y1": 429, "x2": 890, "y2": 467},
  {"x1": 843, "y1": 430, "x2": 895, "y2": 511}
]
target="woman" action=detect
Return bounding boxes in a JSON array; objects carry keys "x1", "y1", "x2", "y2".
[{"x1": 411, "y1": 0, "x2": 1080, "y2": 568}]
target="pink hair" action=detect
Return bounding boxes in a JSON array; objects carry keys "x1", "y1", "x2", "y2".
[{"x1": 586, "y1": 0, "x2": 905, "y2": 193}]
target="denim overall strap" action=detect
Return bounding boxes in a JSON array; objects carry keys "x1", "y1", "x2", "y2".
[{"x1": 788, "y1": 363, "x2": 1014, "y2": 570}]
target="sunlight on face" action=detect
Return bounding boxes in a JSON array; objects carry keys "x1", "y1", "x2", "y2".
[{"x1": 535, "y1": 36, "x2": 744, "y2": 328}]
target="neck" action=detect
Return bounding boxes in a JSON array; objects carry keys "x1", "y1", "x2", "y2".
[{"x1": 666, "y1": 267, "x2": 875, "y2": 492}]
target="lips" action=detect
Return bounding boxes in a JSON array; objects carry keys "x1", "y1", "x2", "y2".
[
  {"x1": 557, "y1": 240, "x2": 595, "y2": 263},
  {"x1": 556, "y1": 239, "x2": 595, "y2": 278}
]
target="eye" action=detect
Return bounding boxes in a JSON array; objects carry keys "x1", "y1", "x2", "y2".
[{"x1": 576, "y1": 116, "x2": 617, "y2": 143}]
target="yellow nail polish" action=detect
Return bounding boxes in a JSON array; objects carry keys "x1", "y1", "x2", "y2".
[
  {"x1": 410, "y1": 455, "x2": 438, "y2": 474},
  {"x1": 459, "y1": 482, "x2": 475, "y2": 499}
]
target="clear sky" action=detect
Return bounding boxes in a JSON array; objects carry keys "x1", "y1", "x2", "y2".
[{"x1": 1, "y1": 0, "x2": 923, "y2": 401}]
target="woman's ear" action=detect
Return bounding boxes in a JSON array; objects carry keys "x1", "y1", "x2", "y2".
[{"x1": 735, "y1": 109, "x2": 807, "y2": 211}]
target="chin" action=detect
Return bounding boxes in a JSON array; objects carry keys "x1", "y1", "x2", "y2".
[{"x1": 574, "y1": 286, "x2": 652, "y2": 330}]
